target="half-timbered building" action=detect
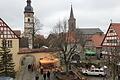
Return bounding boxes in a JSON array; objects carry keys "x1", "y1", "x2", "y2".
[
  {"x1": 0, "y1": 18, "x2": 20, "y2": 71},
  {"x1": 101, "y1": 23, "x2": 120, "y2": 58}
]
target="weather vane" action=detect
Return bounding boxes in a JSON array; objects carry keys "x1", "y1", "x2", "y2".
[
  {"x1": 110, "y1": 19, "x2": 112, "y2": 23},
  {"x1": 70, "y1": 0, "x2": 72, "y2": 5}
]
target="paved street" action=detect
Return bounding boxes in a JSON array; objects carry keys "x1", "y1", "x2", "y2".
[
  {"x1": 80, "y1": 72, "x2": 113, "y2": 80},
  {"x1": 15, "y1": 56, "x2": 56, "y2": 80},
  {"x1": 15, "y1": 57, "x2": 112, "y2": 80},
  {"x1": 16, "y1": 68, "x2": 56, "y2": 80},
  {"x1": 86, "y1": 76, "x2": 105, "y2": 80},
  {"x1": 71, "y1": 65, "x2": 112, "y2": 80}
]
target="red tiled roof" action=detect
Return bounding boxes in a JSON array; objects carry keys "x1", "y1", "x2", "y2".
[
  {"x1": 18, "y1": 48, "x2": 59, "y2": 54},
  {"x1": 58, "y1": 31, "x2": 77, "y2": 43},
  {"x1": 0, "y1": 18, "x2": 20, "y2": 39},
  {"x1": 101, "y1": 23, "x2": 120, "y2": 46},
  {"x1": 91, "y1": 34, "x2": 105, "y2": 48},
  {"x1": 13, "y1": 30, "x2": 21, "y2": 37},
  {"x1": 66, "y1": 31, "x2": 77, "y2": 43},
  {"x1": 111, "y1": 23, "x2": 120, "y2": 39}
]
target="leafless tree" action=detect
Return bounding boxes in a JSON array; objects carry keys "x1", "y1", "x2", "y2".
[
  {"x1": 33, "y1": 17, "x2": 43, "y2": 48},
  {"x1": 34, "y1": 35, "x2": 46, "y2": 48},
  {"x1": 78, "y1": 32, "x2": 87, "y2": 54},
  {"x1": 50, "y1": 19, "x2": 77, "y2": 72},
  {"x1": 34, "y1": 16, "x2": 43, "y2": 34},
  {"x1": 103, "y1": 46, "x2": 120, "y2": 80}
]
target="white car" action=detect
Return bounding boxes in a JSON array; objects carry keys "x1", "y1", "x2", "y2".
[
  {"x1": 82, "y1": 68, "x2": 106, "y2": 76},
  {"x1": 0, "y1": 77, "x2": 14, "y2": 80}
]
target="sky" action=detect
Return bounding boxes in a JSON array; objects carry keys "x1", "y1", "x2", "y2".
[{"x1": 0, "y1": 0, "x2": 120, "y2": 37}]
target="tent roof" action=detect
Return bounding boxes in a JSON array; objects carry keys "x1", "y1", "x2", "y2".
[{"x1": 85, "y1": 49, "x2": 96, "y2": 56}]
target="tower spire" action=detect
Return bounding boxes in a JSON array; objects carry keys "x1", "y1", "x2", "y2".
[
  {"x1": 68, "y1": 4, "x2": 76, "y2": 31},
  {"x1": 70, "y1": 4, "x2": 74, "y2": 18},
  {"x1": 27, "y1": 0, "x2": 31, "y2": 6}
]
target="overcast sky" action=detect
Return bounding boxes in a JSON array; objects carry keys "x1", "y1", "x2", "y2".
[{"x1": 1, "y1": 0, "x2": 120, "y2": 37}]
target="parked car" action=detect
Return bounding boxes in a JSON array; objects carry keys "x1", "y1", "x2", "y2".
[
  {"x1": 0, "y1": 76, "x2": 14, "y2": 80},
  {"x1": 82, "y1": 68, "x2": 106, "y2": 76}
]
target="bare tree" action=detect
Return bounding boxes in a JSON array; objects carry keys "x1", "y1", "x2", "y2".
[
  {"x1": 33, "y1": 17, "x2": 43, "y2": 48},
  {"x1": 103, "y1": 47, "x2": 120, "y2": 80},
  {"x1": 78, "y1": 32, "x2": 87, "y2": 54},
  {"x1": 50, "y1": 19, "x2": 77, "y2": 73},
  {"x1": 34, "y1": 16, "x2": 43, "y2": 34},
  {"x1": 34, "y1": 35, "x2": 46, "y2": 48}
]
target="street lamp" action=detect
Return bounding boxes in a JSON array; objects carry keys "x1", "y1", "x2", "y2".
[
  {"x1": 103, "y1": 65, "x2": 107, "y2": 80},
  {"x1": 117, "y1": 62, "x2": 120, "y2": 80}
]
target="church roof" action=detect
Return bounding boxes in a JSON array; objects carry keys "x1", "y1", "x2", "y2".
[
  {"x1": 76, "y1": 28, "x2": 103, "y2": 35},
  {"x1": 90, "y1": 34, "x2": 105, "y2": 48},
  {"x1": 110, "y1": 23, "x2": 120, "y2": 39}
]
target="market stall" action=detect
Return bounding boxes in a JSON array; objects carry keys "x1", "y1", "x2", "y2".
[{"x1": 39, "y1": 57, "x2": 59, "y2": 70}]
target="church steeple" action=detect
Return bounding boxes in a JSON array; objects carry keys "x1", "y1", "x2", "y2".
[
  {"x1": 68, "y1": 5, "x2": 76, "y2": 32},
  {"x1": 70, "y1": 5, "x2": 74, "y2": 19}
]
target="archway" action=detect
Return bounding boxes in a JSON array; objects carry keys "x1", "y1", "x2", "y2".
[{"x1": 20, "y1": 55, "x2": 36, "y2": 70}]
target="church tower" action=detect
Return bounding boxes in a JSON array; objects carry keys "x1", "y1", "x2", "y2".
[
  {"x1": 68, "y1": 5, "x2": 76, "y2": 32},
  {"x1": 24, "y1": 0, "x2": 34, "y2": 49}
]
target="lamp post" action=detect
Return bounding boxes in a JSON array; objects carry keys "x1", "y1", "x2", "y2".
[
  {"x1": 103, "y1": 65, "x2": 107, "y2": 80},
  {"x1": 117, "y1": 63, "x2": 120, "y2": 80}
]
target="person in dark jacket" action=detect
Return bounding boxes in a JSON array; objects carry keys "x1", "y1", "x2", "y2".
[
  {"x1": 40, "y1": 67, "x2": 43, "y2": 74},
  {"x1": 43, "y1": 72, "x2": 46, "y2": 80},
  {"x1": 47, "y1": 71, "x2": 50, "y2": 80},
  {"x1": 35, "y1": 74, "x2": 39, "y2": 80}
]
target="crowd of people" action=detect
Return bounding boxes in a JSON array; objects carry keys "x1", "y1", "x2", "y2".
[
  {"x1": 35, "y1": 70, "x2": 51, "y2": 80},
  {"x1": 27, "y1": 63, "x2": 51, "y2": 80}
]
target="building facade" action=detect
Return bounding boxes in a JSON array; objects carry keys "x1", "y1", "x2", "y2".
[
  {"x1": 101, "y1": 23, "x2": 120, "y2": 56},
  {"x1": 0, "y1": 18, "x2": 20, "y2": 71}
]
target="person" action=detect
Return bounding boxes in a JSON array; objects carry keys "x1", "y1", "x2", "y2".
[
  {"x1": 47, "y1": 71, "x2": 50, "y2": 80},
  {"x1": 41, "y1": 67, "x2": 43, "y2": 74},
  {"x1": 28, "y1": 64, "x2": 31, "y2": 71},
  {"x1": 35, "y1": 74, "x2": 39, "y2": 80},
  {"x1": 31, "y1": 64, "x2": 34, "y2": 72},
  {"x1": 43, "y1": 72, "x2": 46, "y2": 80}
]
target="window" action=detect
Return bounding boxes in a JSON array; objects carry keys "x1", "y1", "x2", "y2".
[
  {"x1": 91, "y1": 70, "x2": 94, "y2": 72},
  {"x1": 7, "y1": 40, "x2": 12, "y2": 48},
  {"x1": 107, "y1": 39, "x2": 118, "y2": 43},
  {"x1": 109, "y1": 30, "x2": 114, "y2": 33},
  {"x1": 95, "y1": 70, "x2": 99, "y2": 72},
  {"x1": 28, "y1": 18, "x2": 30, "y2": 22},
  {"x1": 100, "y1": 70, "x2": 104, "y2": 72},
  {"x1": 2, "y1": 40, "x2": 12, "y2": 48},
  {"x1": 107, "y1": 40, "x2": 112, "y2": 43}
]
